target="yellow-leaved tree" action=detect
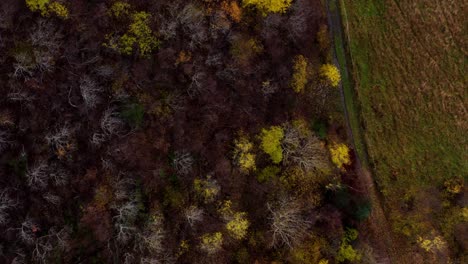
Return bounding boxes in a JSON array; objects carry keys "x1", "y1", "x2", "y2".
[
  {"x1": 329, "y1": 143, "x2": 351, "y2": 170},
  {"x1": 259, "y1": 126, "x2": 284, "y2": 164},
  {"x1": 26, "y1": 0, "x2": 69, "y2": 19},
  {"x1": 291, "y1": 55, "x2": 308, "y2": 93},
  {"x1": 219, "y1": 200, "x2": 250, "y2": 240},
  {"x1": 106, "y1": 11, "x2": 160, "y2": 57},
  {"x1": 242, "y1": 0, "x2": 293, "y2": 15},
  {"x1": 200, "y1": 232, "x2": 223, "y2": 254},
  {"x1": 233, "y1": 134, "x2": 256, "y2": 173},
  {"x1": 320, "y1": 64, "x2": 341, "y2": 87},
  {"x1": 226, "y1": 212, "x2": 250, "y2": 240}
]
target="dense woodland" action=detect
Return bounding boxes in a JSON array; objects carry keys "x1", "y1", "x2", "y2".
[{"x1": 0, "y1": 0, "x2": 374, "y2": 263}]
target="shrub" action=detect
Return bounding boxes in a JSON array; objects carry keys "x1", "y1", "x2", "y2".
[
  {"x1": 329, "y1": 143, "x2": 351, "y2": 170},
  {"x1": 230, "y1": 36, "x2": 263, "y2": 65},
  {"x1": 172, "y1": 151, "x2": 194, "y2": 175},
  {"x1": 163, "y1": 186, "x2": 184, "y2": 209},
  {"x1": 336, "y1": 243, "x2": 361, "y2": 263},
  {"x1": 259, "y1": 126, "x2": 284, "y2": 164},
  {"x1": 289, "y1": 237, "x2": 328, "y2": 264},
  {"x1": 353, "y1": 200, "x2": 372, "y2": 221},
  {"x1": 290, "y1": 55, "x2": 308, "y2": 93},
  {"x1": 317, "y1": 24, "x2": 331, "y2": 53},
  {"x1": 257, "y1": 166, "x2": 281, "y2": 183},
  {"x1": 336, "y1": 228, "x2": 361, "y2": 263},
  {"x1": 120, "y1": 101, "x2": 145, "y2": 128},
  {"x1": 242, "y1": 0, "x2": 293, "y2": 15},
  {"x1": 320, "y1": 64, "x2": 341, "y2": 87},
  {"x1": 312, "y1": 120, "x2": 327, "y2": 139},
  {"x1": 417, "y1": 234, "x2": 447, "y2": 253},
  {"x1": 200, "y1": 232, "x2": 223, "y2": 254},
  {"x1": 444, "y1": 177, "x2": 464, "y2": 194},
  {"x1": 175, "y1": 50, "x2": 192, "y2": 65},
  {"x1": 233, "y1": 135, "x2": 256, "y2": 173}
]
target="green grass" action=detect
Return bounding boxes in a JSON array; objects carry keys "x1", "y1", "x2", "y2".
[
  {"x1": 340, "y1": 0, "x2": 467, "y2": 257},
  {"x1": 332, "y1": 17, "x2": 368, "y2": 167}
]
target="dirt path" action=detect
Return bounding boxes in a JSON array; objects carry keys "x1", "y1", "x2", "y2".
[{"x1": 325, "y1": 0, "x2": 402, "y2": 263}]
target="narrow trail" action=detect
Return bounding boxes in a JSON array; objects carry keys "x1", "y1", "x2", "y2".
[{"x1": 325, "y1": 0, "x2": 403, "y2": 263}]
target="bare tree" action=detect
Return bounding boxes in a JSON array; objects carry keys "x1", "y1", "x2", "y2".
[
  {"x1": 184, "y1": 206, "x2": 204, "y2": 227},
  {"x1": 287, "y1": 0, "x2": 312, "y2": 43},
  {"x1": 94, "y1": 65, "x2": 115, "y2": 78},
  {"x1": 29, "y1": 19, "x2": 63, "y2": 76},
  {"x1": 43, "y1": 193, "x2": 61, "y2": 206},
  {"x1": 268, "y1": 199, "x2": 311, "y2": 248},
  {"x1": 7, "y1": 84, "x2": 35, "y2": 102},
  {"x1": 178, "y1": 4, "x2": 208, "y2": 48},
  {"x1": 0, "y1": 130, "x2": 12, "y2": 153},
  {"x1": 26, "y1": 162, "x2": 49, "y2": 190},
  {"x1": 90, "y1": 132, "x2": 107, "y2": 146},
  {"x1": 187, "y1": 71, "x2": 207, "y2": 98},
  {"x1": 173, "y1": 151, "x2": 194, "y2": 176},
  {"x1": 16, "y1": 218, "x2": 37, "y2": 245},
  {"x1": 12, "y1": 52, "x2": 35, "y2": 78},
  {"x1": 297, "y1": 138, "x2": 329, "y2": 172},
  {"x1": 136, "y1": 214, "x2": 165, "y2": 254},
  {"x1": 32, "y1": 226, "x2": 71, "y2": 263},
  {"x1": 45, "y1": 125, "x2": 73, "y2": 151},
  {"x1": 158, "y1": 3, "x2": 179, "y2": 40},
  {"x1": 29, "y1": 19, "x2": 62, "y2": 51},
  {"x1": 101, "y1": 107, "x2": 126, "y2": 137},
  {"x1": 48, "y1": 165, "x2": 70, "y2": 186},
  {"x1": 113, "y1": 200, "x2": 139, "y2": 244},
  {"x1": 282, "y1": 125, "x2": 330, "y2": 173},
  {"x1": 282, "y1": 125, "x2": 302, "y2": 161},
  {"x1": 11, "y1": 249, "x2": 27, "y2": 264},
  {"x1": 113, "y1": 176, "x2": 136, "y2": 201},
  {"x1": 80, "y1": 75, "x2": 102, "y2": 109},
  {"x1": 0, "y1": 190, "x2": 16, "y2": 225}
]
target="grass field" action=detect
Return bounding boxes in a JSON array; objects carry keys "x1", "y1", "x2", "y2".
[{"x1": 341, "y1": 0, "x2": 467, "y2": 260}]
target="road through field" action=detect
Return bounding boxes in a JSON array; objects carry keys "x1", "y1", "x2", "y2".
[{"x1": 325, "y1": 0, "x2": 404, "y2": 263}]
